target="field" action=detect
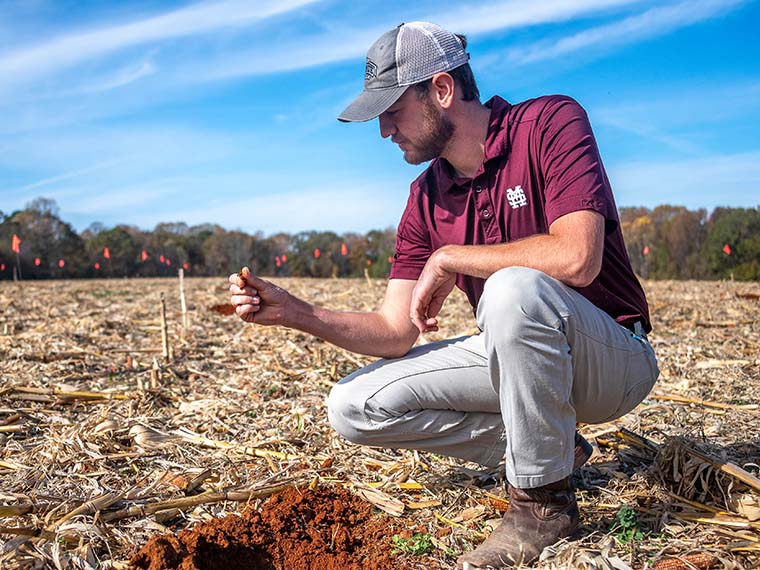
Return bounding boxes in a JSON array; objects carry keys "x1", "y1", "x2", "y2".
[{"x1": 1, "y1": 276, "x2": 759, "y2": 570}]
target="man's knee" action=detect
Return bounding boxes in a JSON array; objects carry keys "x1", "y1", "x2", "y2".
[
  {"x1": 327, "y1": 368, "x2": 380, "y2": 446},
  {"x1": 477, "y1": 266, "x2": 565, "y2": 333}
]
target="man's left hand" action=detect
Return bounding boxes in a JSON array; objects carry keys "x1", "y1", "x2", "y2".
[{"x1": 410, "y1": 249, "x2": 456, "y2": 333}]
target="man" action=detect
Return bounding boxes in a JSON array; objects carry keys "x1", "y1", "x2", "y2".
[{"x1": 229, "y1": 21, "x2": 658, "y2": 569}]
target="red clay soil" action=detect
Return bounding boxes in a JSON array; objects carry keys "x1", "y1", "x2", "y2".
[
  {"x1": 130, "y1": 486, "x2": 432, "y2": 570},
  {"x1": 209, "y1": 303, "x2": 236, "y2": 316}
]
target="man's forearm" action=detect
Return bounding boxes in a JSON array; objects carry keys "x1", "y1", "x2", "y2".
[
  {"x1": 283, "y1": 296, "x2": 417, "y2": 359},
  {"x1": 436, "y1": 212, "x2": 604, "y2": 288}
]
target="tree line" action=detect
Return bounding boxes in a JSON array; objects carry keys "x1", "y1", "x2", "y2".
[
  {"x1": 0, "y1": 199, "x2": 396, "y2": 280},
  {"x1": 620, "y1": 205, "x2": 760, "y2": 281},
  {"x1": 1, "y1": 198, "x2": 758, "y2": 281}
]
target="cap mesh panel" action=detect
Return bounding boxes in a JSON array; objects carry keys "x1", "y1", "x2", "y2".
[{"x1": 396, "y1": 22, "x2": 468, "y2": 86}]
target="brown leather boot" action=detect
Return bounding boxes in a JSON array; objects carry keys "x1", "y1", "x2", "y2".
[{"x1": 457, "y1": 477, "x2": 579, "y2": 569}]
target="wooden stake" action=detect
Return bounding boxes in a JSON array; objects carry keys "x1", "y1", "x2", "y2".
[
  {"x1": 14, "y1": 249, "x2": 22, "y2": 281},
  {"x1": 178, "y1": 268, "x2": 189, "y2": 331},
  {"x1": 364, "y1": 267, "x2": 372, "y2": 287},
  {"x1": 159, "y1": 292, "x2": 170, "y2": 362},
  {"x1": 150, "y1": 357, "x2": 161, "y2": 390}
]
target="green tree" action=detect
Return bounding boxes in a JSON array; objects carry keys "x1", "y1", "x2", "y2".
[
  {"x1": 0, "y1": 198, "x2": 85, "y2": 279},
  {"x1": 85, "y1": 226, "x2": 140, "y2": 277},
  {"x1": 703, "y1": 207, "x2": 760, "y2": 280}
]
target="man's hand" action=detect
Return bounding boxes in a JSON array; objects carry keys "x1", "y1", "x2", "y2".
[
  {"x1": 228, "y1": 267, "x2": 290, "y2": 325},
  {"x1": 410, "y1": 249, "x2": 456, "y2": 333}
]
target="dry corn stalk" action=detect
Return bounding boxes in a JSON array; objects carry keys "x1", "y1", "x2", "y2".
[
  {"x1": 101, "y1": 481, "x2": 297, "y2": 522},
  {"x1": 351, "y1": 480, "x2": 404, "y2": 517},
  {"x1": 730, "y1": 492, "x2": 760, "y2": 521},
  {"x1": 129, "y1": 424, "x2": 177, "y2": 448}
]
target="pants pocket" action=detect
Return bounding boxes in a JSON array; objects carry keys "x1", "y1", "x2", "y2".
[{"x1": 603, "y1": 342, "x2": 659, "y2": 422}]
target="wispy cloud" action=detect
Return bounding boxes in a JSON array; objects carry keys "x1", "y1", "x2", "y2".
[
  {"x1": 0, "y1": 0, "x2": 319, "y2": 81},
  {"x1": 0, "y1": 0, "x2": 644, "y2": 95},
  {"x1": 171, "y1": 0, "x2": 646, "y2": 84},
  {"x1": 10, "y1": 158, "x2": 126, "y2": 194},
  {"x1": 48, "y1": 172, "x2": 409, "y2": 234},
  {"x1": 166, "y1": 182, "x2": 407, "y2": 235},
  {"x1": 437, "y1": 0, "x2": 642, "y2": 34},
  {"x1": 88, "y1": 60, "x2": 157, "y2": 92},
  {"x1": 594, "y1": 80, "x2": 760, "y2": 127},
  {"x1": 0, "y1": 124, "x2": 243, "y2": 172},
  {"x1": 611, "y1": 150, "x2": 760, "y2": 209},
  {"x1": 596, "y1": 113, "x2": 706, "y2": 155},
  {"x1": 592, "y1": 80, "x2": 760, "y2": 155},
  {"x1": 506, "y1": 0, "x2": 747, "y2": 65}
]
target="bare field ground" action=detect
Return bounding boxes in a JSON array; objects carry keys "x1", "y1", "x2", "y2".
[{"x1": 1, "y1": 276, "x2": 759, "y2": 569}]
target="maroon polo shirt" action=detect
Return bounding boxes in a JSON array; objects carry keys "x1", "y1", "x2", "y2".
[{"x1": 390, "y1": 94, "x2": 651, "y2": 332}]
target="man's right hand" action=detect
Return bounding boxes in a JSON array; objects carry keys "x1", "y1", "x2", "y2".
[{"x1": 228, "y1": 267, "x2": 290, "y2": 325}]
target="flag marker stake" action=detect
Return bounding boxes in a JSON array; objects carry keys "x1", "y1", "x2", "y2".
[
  {"x1": 159, "y1": 293, "x2": 170, "y2": 363},
  {"x1": 178, "y1": 268, "x2": 189, "y2": 331}
]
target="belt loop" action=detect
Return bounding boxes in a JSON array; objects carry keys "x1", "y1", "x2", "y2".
[{"x1": 633, "y1": 321, "x2": 646, "y2": 338}]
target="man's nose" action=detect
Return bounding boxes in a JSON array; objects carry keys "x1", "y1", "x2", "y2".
[{"x1": 378, "y1": 114, "x2": 395, "y2": 139}]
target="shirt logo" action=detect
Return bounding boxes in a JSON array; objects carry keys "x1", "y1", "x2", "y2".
[
  {"x1": 365, "y1": 58, "x2": 378, "y2": 81},
  {"x1": 507, "y1": 185, "x2": 528, "y2": 209}
]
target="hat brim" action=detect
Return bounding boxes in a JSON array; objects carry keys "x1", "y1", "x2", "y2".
[{"x1": 337, "y1": 85, "x2": 409, "y2": 123}]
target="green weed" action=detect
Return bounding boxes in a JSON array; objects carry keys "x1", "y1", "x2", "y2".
[
  {"x1": 610, "y1": 505, "x2": 644, "y2": 544},
  {"x1": 391, "y1": 533, "x2": 434, "y2": 556}
]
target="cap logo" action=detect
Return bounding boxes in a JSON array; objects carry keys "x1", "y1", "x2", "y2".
[{"x1": 365, "y1": 58, "x2": 378, "y2": 81}]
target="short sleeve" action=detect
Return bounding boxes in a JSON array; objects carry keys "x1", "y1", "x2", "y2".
[
  {"x1": 539, "y1": 97, "x2": 618, "y2": 228},
  {"x1": 389, "y1": 188, "x2": 432, "y2": 280}
]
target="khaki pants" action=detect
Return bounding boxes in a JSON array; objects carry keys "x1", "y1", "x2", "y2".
[{"x1": 328, "y1": 267, "x2": 659, "y2": 488}]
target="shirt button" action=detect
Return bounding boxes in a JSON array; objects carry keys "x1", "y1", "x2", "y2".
[
  {"x1": 482, "y1": 209, "x2": 491, "y2": 218},
  {"x1": 475, "y1": 185, "x2": 483, "y2": 193}
]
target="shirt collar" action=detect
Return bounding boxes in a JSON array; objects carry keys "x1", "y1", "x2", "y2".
[{"x1": 433, "y1": 95, "x2": 512, "y2": 193}]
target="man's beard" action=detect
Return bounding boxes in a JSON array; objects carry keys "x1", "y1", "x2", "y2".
[{"x1": 402, "y1": 98, "x2": 455, "y2": 165}]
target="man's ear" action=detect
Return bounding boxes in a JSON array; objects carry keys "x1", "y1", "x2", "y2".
[{"x1": 430, "y1": 72, "x2": 456, "y2": 110}]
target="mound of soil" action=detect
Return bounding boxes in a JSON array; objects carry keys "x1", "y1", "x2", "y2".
[{"x1": 130, "y1": 486, "x2": 417, "y2": 570}]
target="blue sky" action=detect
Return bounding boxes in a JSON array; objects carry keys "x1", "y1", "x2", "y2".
[{"x1": 1, "y1": 0, "x2": 758, "y2": 235}]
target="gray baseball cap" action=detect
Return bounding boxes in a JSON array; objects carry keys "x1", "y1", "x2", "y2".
[{"x1": 338, "y1": 22, "x2": 469, "y2": 123}]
